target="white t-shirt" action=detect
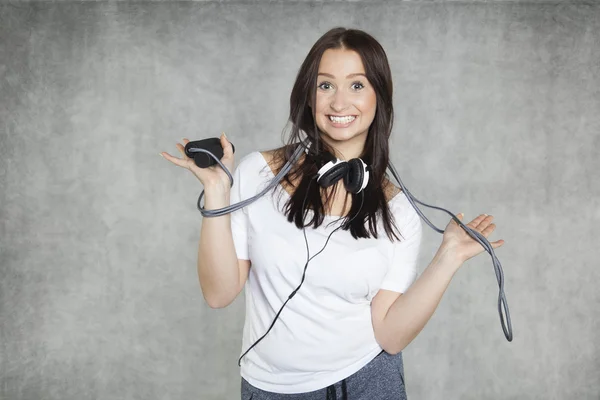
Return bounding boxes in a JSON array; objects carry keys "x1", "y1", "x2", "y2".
[{"x1": 229, "y1": 150, "x2": 423, "y2": 394}]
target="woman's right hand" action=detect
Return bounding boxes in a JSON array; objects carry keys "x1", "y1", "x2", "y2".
[{"x1": 160, "y1": 132, "x2": 235, "y2": 190}]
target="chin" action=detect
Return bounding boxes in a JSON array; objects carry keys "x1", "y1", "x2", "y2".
[
  {"x1": 318, "y1": 124, "x2": 369, "y2": 144},
  {"x1": 322, "y1": 131, "x2": 360, "y2": 143}
]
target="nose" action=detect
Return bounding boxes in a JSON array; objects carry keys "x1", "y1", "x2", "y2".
[{"x1": 329, "y1": 89, "x2": 350, "y2": 113}]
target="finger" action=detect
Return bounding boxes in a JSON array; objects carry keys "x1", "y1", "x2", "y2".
[
  {"x1": 481, "y1": 223, "x2": 496, "y2": 237},
  {"x1": 476, "y1": 214, "x2": 495, "y2": 231},
  {"x1": 221, "y1": 132, "x2": 233, "y2": 158},
  {"x1": 491, "y1": 239, "x2": 505, "y2": 249},
  {"x1": 161, "y1": 151, "x2": 189, "y2": 169},
  {"x1": 178, "y1": 138, "x2": 191, "y2": 157},
  {"x1": 467, "y1": 214, "x2": 488, "y2": 229},
  {"x1": 175, "y1": 142, "x2": 190, "y2": 159},
  {"x1": 453, "y1": 213, "x2": 464, "y2": 224},
  {"x1": 175, "y1": 142, "x2": 184, "y2": 156}
]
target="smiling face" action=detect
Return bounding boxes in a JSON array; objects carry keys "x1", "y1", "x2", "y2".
[{"x1": 313, "y1": 48, "x2": 377, "y2": 160}]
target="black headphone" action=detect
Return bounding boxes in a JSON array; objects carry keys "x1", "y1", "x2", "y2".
[{"x1": 311, "y1": 148, "x2": 371, "y2": 194}]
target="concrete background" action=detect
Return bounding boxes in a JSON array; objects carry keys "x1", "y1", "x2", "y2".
[{"x1": 1, "y1": 1, "x2": 598, "y2": 399}]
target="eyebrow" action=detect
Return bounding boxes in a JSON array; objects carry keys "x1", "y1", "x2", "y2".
[{"x1": 317, "y1": 73, "x2": 366, "y2": 79}]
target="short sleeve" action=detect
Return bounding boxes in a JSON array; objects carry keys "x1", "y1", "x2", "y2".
[
  {"x1": 229, "y1": 159, "x2": 251, "y2": 261},
  {"x1": 379, "y1": 205, "x2": 423, "y2": 293}
]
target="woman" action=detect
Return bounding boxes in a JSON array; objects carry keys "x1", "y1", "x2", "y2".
[{"x1": 161, "y1": 27, "x2": 504, "y2": 400}]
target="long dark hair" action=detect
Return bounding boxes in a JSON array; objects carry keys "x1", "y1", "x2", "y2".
[{"x1": 270, "y1": 27, "x2": 403, "y2": 242}]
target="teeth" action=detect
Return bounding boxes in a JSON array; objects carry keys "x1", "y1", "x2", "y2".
[{"x1": 329, "y1": 115, "x2": 356, "y2": 123}]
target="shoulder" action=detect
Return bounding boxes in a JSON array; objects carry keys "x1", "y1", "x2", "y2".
[
  {"x1": 235, "y1": 146, "x2": 299, "y2": 180},
  {"x1": 382, "y1": 180, "x2": 420, "y2": 232},
  {"x1": 258, "y1": 149, "x2": 275, "y2": 170},
  {"x1": 259, "y1": 147, "x2": 291, "y2": 172},
  {"x1": 382, "y1": 178, "x2": 403, "y2": 204},
  {"x1": 236, "y1": 150, "x2": 264, "y2": 168},
  {"x1": 234, "y1": 148, "x2": 293, "y2": 187},
  {"x1": 259, "y1": 146, "x2": 301, "y2": 179},
  {"x1": 230, "y1": 151, "x2": 270, "y2": 192}
]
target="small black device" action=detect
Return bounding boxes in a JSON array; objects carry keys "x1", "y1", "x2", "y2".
[{"x1": 184, "y1": 137, "x2": 235, "y2": 168}]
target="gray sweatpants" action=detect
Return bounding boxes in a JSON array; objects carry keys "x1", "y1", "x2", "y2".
[{"x1": 240, "y1": 350, "x2": 407, "y2": 400}]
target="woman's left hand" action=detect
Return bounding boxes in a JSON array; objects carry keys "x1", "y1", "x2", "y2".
[{"x1": 441, "y1": 213, "x2": 505, "y2": 264}]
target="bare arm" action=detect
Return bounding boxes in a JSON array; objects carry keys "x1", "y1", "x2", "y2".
[
  {"x1": 198, "y1": 181, "x2": 250, "y2": 309},
  {"x1": 372, "y1": 213, "x2": 504, "y2": 354},
  {"x1": 371, "y1": 247, "x2": 461, "y2": 354},
  {"x1": 161, "y1": 135, "x2": 250, "y2": 309}
]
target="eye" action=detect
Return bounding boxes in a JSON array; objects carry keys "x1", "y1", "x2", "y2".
[
  {"x1": 317, "y1": 81, "x2": 365, "y2": 91},
  {"x1": 352, "y1": 81, "x2": 365, "y2": 90}
]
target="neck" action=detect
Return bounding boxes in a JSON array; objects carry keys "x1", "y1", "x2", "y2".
[{"x1": 319, "y1": 132, "x2": 367, "y2": 160}]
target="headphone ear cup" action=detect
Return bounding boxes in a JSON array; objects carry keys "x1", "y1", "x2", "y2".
[
  {"x1": 344, "y1": 158, "x2": 365, "y2": 194},
  {"x1": 317, "y1": 160, "x2": 349, "y2": 188}
]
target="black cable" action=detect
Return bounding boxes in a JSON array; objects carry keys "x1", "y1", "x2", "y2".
[{"x1": 237, "y1": 181, "x2": 365, "y2": 366}]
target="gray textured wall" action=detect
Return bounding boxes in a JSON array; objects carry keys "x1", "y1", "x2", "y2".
[{"x1": 1, "y1": 1, "x2": 598, "y2": 399}]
